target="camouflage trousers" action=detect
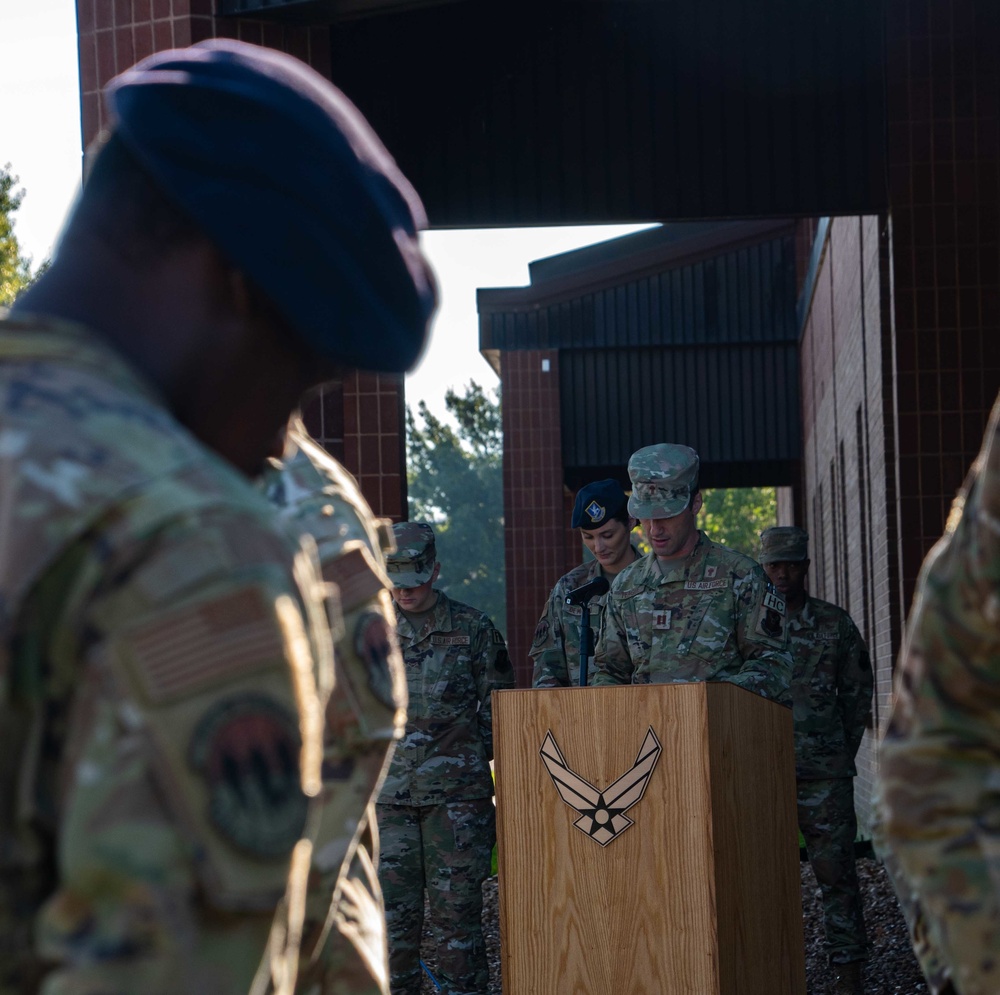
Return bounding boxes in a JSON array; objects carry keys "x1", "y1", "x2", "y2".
[
  {"x1": 798, "y1": 777, "x2": 868, "y2": 965},
  {"x1": 375, "y1": 798, "x2": 495, "y2": 995}
]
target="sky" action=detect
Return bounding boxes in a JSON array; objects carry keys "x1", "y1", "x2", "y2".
[{"x1": 0, "y1": 0, "x2": 654, "y2": 421}]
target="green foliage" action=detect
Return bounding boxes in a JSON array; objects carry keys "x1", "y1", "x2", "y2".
[
  {"x1": 406, "y1": 381, "x2": 506, "y2": 633},
  {"x1": 1, "y1": 165, "x2": 34, "y2": 307},
  {"x1": 697, "y1": 486, "x2": 777, "y2": 557}
]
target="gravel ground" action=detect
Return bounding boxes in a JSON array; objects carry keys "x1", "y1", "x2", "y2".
[{"x1": 417, "y1": 857, "x2": 927, "y2": 993}]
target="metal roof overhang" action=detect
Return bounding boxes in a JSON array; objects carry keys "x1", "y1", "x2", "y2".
[
  {"x1": 479, "y1": 221, "x2": 801, "y2": 490},
  {"x1": 309, "y1": 0, "x2": 886, "y2": 226}
]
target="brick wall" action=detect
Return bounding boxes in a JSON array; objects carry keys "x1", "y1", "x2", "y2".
[
  {"x1": 73, "y1": 0, "x2": 404, "y2": 517},
  {"x1": 886, "y1": 0, "x2": 1000, "y2": 609},
  {"x1": 799, "y1": 216, "x2": 896, "y2": 831},
  {"x1": 499, "y1": 349, "x2": 567, "y2": 687}
]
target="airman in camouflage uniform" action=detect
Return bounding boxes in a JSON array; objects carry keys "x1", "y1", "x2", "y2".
[
  {"x1": 0, "y1": 39, "x2": 435, "y2": 995},
  {"x1": 531, "y1": 479, "x2": 638, "y2": 687},
  {"x1": 877, "y1": 392, "x2": 1000, "y2": 995},
  {"x1": 593, "y1": 444, "x2": 792, "y2": 704},
  {"x1": 760, "y1": 526, "x2": 872, "y2": 995},
  {"x1": 264, "y1": 418, "x2": 410, "y2": 995},
  {"x1": 377, "y1": 523, "x2": 514, "y2": 995}
]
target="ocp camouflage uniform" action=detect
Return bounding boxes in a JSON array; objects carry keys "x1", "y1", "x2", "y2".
[
  {"x1": 0, "y1": 315, "x2": 334, "y2": 994},
  {"x1": 786, "y1": 596, "x2": 872, "y2": 965},
  {"x1": 877, "y1": 391, "x2": 1000, "y2": 995},
  {"x1": 264, "y1": 418, "x2": 408, "y2": 994},
  {"x1": 377, "y1": 589, "x2": 514, "y2": 995},
  {"x1": 530, "y1": 559, "x2": 608, "y2": 688},
  {"x1": 592, "y1": 532, "x2": 792, "y2": 704}
]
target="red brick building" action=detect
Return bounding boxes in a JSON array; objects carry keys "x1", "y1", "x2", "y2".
[{"x1": 73, "y1": 0, "x2": 1000, "y2": 824}]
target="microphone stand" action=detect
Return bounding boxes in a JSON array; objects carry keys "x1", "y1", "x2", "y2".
[{"x1": 578, "y1": 607, "x2": 594, "y2": 688}]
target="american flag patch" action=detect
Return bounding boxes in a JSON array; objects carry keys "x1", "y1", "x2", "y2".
[
  {"x1": 321, "y1": 544, "x2": 383, "y2": 612},
  {"x1": 124, "y1": 587, "x2": 286, "y2": 704}
]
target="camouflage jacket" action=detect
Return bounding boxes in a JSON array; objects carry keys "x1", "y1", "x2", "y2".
[
  {"x1": 264, "y1": 421, "x2": 407, "y2": 994},
  {"x1": 592, "y1": 532, "x2": 792, "y2": 705},
  {"x1": 378, "y1": 592, "x2": 514, "y2": 806},
  {"x1": 786, "y1": 596, "x2": 872, "y2": 779},
  {"x1": 0, "y1": 314, "x2": 334, "y2": 995},
  {"x1": 877, "y1": 393, "x2": 1000, "y2": 995},
  {"x1": 530, "y1": 559, "x2": 605, "y2": 688}
]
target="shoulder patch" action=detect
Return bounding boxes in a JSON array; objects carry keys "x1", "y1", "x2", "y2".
[
  {"x1": 755, "y1": 590, "x2": 787, "y2": 639},
  {"x1": 124, "y1": 587, "x2": 286, "y2": 705},
  {"x1": 321, "y1": 543, "x2": 385, "y2": 613},
  {"x1": 531, "y1": 618, "x2": 550, "y2": 649},
  {"x1": 188, "y1": 693, "x2": 308, "y2": 859},
  {"x1": 354, "y1": 611, "x2": 403, "y2": 711}
]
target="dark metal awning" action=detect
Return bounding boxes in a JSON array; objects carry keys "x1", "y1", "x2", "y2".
[{"x1": 479, "y1": 221, "x2": 801, "y2": 489}]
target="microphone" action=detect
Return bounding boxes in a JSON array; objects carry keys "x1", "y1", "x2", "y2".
[{"x1": 564, "y1": 575, "x2": 610, "y2": 607}]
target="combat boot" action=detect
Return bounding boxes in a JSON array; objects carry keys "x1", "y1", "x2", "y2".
[{"x1": 831, "y1": 960, "x2": 864, "y2": 995}]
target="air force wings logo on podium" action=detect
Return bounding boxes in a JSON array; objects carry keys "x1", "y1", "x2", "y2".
[{"x1": 539, "y1": 727, "x2": 662, "y2": 846}]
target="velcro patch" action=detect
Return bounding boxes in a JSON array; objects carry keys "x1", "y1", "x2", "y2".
[
  {"x1": 492, "y1": 629, "x2": 506, "y2": 644},
  {"x1": 653, "y1": 610, "x2": 672, "y2": 630},
  {"x1": 431, "y1": 635, "x2": 471, "y2": 646},
  {"x1": 684, "y1": 578, "x2": 729, "y2": 591},
  {"x1": 816, "y1": 629, "x2": 840, "y2": 642},
  {"x1": 763, "y1": 591, "x2": 786, "y2": 614},
  {"x1": 322, "y1": 543, "x2": 384, "y2": 613},
  {"x1": 188, "y1": 693, "x2": 307, "y2": 859},
  {"x1": 126, "y1": 587, "x2": 285, "y2": 704}
]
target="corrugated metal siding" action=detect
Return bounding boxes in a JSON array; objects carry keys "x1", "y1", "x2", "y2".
[
  {"x1": 480, "y1": 225, "x2": 800, "y2": 484},
  {"x1": 559, "y1": 345, "x2": 801, "y2": 480},
  {"x1": 480, "y1": 234, "x2": 798, "y2": 351},
  {"x1": 324, "y1": 0, "x2": 885, "y2": 226}
]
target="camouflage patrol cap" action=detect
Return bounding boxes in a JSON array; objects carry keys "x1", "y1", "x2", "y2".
[
  {"x1": 386, "y1": 521, "x2": 437, "y2": 588},
  {"x1": 626, "y1": 444, "x2": 700, "y2": 519},
  {"x1": 759, "y1": 526, "x2": 810, "y2": 564},
  {"x1": 571, "y1": 479, "x2": 628, "y2": 529}
]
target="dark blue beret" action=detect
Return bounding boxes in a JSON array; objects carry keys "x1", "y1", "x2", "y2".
[
  {"x1": 104, "y1": 40, "x2": 436, "y2": 373},
  {"x1": 571, "y1": 479, "x2": 629, "y2": 529}
]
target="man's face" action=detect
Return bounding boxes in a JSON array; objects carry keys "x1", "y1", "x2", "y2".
[
  {"x1": 390, "y1": 563, "x2": 440, "y2": 613},
  {"x1": 763, "y1": 559, "x2": 810, "y2": 602},
  {"x1": 580, "y1": 518, "x2": 635, "y2": 573},
  {"x1": 639, "y1": 492, "x2": 703, "y2": 562}
]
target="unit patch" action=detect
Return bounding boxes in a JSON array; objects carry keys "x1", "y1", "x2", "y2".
[
  {"x1": 355, "y1": 611, "x2": 401, "y2": 710},
  {"x1": 754, "y1": 590, "x2": 787, "y2": 640},
  {"x1": 539, "y1": 727, "x2": 662, "y2": 846},
  {"x1": 188, "y1": 693, "x2": 307, "y2": 859}
]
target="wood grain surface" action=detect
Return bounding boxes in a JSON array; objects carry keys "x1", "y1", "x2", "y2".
[{"x1": 494, "y1": 683, "x2": 804, "y2": 995}]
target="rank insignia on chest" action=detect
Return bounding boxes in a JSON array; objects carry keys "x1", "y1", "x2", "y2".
[{"x1": 653, "y1": 610, "x2": 672, "y2": 630}]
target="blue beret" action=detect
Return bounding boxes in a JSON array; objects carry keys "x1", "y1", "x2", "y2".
[
  {"x1": 571, "y1": 479, "x2": 629, "y2": 529},
  {"x1": 104, "y1": 40, "x2": 436, "y2": 373}
]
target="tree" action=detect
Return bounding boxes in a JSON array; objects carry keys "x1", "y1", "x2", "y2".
[
  {"x1": 697, "y1": 486, "x2": 777, "y2": 557},
  {"x1": 1, "y1": 165, "x2": 35, "y2": 307},
  {"x1": 406, "y1": 381, "x2": 506, "y2": 632}
]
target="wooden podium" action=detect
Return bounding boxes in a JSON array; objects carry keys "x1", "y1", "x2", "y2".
[{"x1": 493, "y1": 682, "x2": 804, "y2": 994}]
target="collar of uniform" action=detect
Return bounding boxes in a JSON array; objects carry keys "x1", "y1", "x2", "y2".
[
  {"x1": 0, "y1": 312, "x2": 166, "y2": 408},
  {"x1": 394, "y1": 589, "x2": 453, "y2": 641},
  {"x1": 786, "y1": 594, "x2": 814, "y2": 626},
  {"x1": 652, "y1": 530, "x2": 708, "y2": 585}
]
